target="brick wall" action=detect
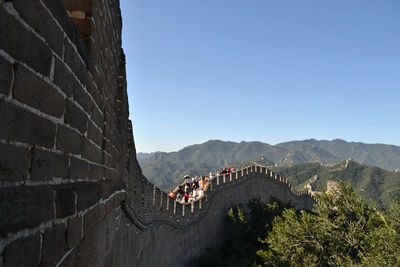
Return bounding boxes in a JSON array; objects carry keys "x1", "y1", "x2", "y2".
[
  {"x1": 0, "y1": 1, "x2": 314, "y2": 266},
  {"x1": 123, "y1": 163, "x2": 314, "y2": 230},
  {"x1": 0, "y1": 0, "x2": 126, "y2": 265}
]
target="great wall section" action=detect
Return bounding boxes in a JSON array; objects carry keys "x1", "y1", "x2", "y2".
[{"x1": 0, "y1": 1, "x2": 315, "y2": 266}]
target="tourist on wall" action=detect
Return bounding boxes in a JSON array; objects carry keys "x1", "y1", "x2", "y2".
[
  {"x1": 178, "y1": 184, "x2": 184, "y2": 195},
  {"x1": 176, "y1": 193, "x2": 183, "y2": 203}
]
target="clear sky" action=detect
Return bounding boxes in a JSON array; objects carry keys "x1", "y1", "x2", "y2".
[{"x1": 120, "y1": 0, "x2": 400, "y2": 153}]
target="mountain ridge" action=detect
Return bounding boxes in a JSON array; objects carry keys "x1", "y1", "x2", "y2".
[{"x1": 138, "y1": 139, "x2": 400, "y2": 190}]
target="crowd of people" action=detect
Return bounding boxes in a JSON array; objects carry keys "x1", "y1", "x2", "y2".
[
  {"x1": 169, "y1": 174, "x2": 210, "y2": 204},
  {"x1": 217, "y1": 166, "x2": 239, "y2": 174},
  {"x1": 168, "y1": 166, "x2": 245, "y2": 204}
]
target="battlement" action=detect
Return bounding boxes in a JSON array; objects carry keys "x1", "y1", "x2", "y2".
[{"x1": 123, "y1": 165, "x2": 314, "y2": 229}]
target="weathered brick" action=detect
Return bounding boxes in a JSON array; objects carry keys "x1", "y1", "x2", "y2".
[
  {"x1": 83, "y1": 205, "x2": 99, "y2": 236},
  {"x1": 114, "y1": 140, "x2": 122, "y2": 155},
  {"x1": 99, "y1": 180, "x2": 124, "y2": 199},
  {"x1": 88, "y1": 163, "x2": 104, "y2": 180},
  {"x1": 65, "y1": 99, "x2": 88, "y2": 134},
  {"x1": 0, "y1": 56, "x2": 13, "y2": 96},
  {"x1": 56, "y1": 125, "x2": 83, "y2": 155},
  {"x1": 55, "y1": 185, "x2": 76, "y2": 218},
  {"x1": 40, "y1": 0, "x2": 93, "y2": 71},
  {"x1": 104, "y1": 122, "x2": 111, "y2": 139},
  {"x1": 91, "y1": 101, "x2": 103, "y2": 128},
  {"x1": 99, "y1": 181, "x2": 112, "y2": 200},
  {"x1": 86, "y1": 74, "x2": 102, "y2": 106},
  {"x1": 105, "y1": 168, "x2": 119, "y2": 180},
  {"x1": 113, "y1": 180, "x2": 125, "y2": 192},
  {"x1": 105, "y1": 140, "x2": 118, "y2": 161},
  {"x1": 53, "y1": 58, "x2": 73, "y2": 97},
  {"x1": 87, "y1": 120, "x2": 103, "y2": 147},
  {"x1": 3, "y1": 233, "x2": 41, "y2": 267},
  {"x1": 114, "y1": 163, "x2": 123, "y2": 177},
  {"x1": 73, "y1": 81, "x2": 91, "y2": 112},
  {"x1": 41, "y1": 223, "x2": 66, "y2": 266},
  {"x1": 66, "y1": 216, "x2": 82, "y2": 249},
  {"x1": 41, "y1": 0, "x2": 79, "y2": 50},
  {"x1": 0, "y1": 143, "x2": 29, "y2": 182},
  {"x1": 0, "y1": 6, "x2": 52, "y2": 76},
  {"x1": 82, "y1": 138, "x2": 102, "y2": 164},
  {"x1": 74, "y1": 182, "x2": 101, "y2": 211},
  {"x1": 69, "y1": 157, "x2": 88, "y2": 180},
  {"x1": 13, "y1": 0, "x2": 63, "y2": 56},
  {"x1": 104, "y1": 113, "x2": 113, "y2": 133},
  {"x1": 103, "y1": 153, "x2": 115, "y2": 169},
  {"x1": 64, "y1": 41, "x2": 86, "y2": 84},
  {"x1": 107, "y1": 107, "x2": 118, "y2": 124},
  {"x1": 57, "y1": 247, "x2": 77, "y2": 267},
  {"x1": 13, "y1": 64, "x2": 65, "y2": 118},
  {"x1": 66, "y1": 29, "x2": 93, "y2": 72},
  {"x1": 0, "y1": 186, "x2": 53, "y2": 236},
  {"x1": 0, "y1": 99, "x2": 56, "y2": 148},
  {"x1": 110, "y1": 134, "x2": 121, "y2": 157},
  {"x1": 31, "y1": 148, "x2": 69, "y2": 181}
]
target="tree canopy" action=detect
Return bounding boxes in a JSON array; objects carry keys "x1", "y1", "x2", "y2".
[{"x1": 196, "y1": 183, "x2": 400, "y2": 266}]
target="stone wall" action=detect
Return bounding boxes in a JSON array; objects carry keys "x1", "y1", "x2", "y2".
[
  {"x1": 124, "y1": 164, "x2": 313, "y2": 230},
  {"x1": 0, "y1": 0, "x2": 314, "y2": 266},
  {"x1": 0, "y1": 0, "x2": 127, "y2": 265}
]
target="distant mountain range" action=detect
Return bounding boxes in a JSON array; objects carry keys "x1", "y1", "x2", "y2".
[{"x1": 138, "y1": 139, "x2": 400, "y2": 190}]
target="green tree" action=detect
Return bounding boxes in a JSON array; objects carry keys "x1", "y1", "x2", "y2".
[
  {"x1": 362, "y1": 186, "x2": 400, "y2": 265},
  {"x1": 258, "y1": 182, "x2": 400, "y2": 266}
]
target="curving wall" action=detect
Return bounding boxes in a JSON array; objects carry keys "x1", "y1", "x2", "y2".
[
  {"x1": 0, "y1": 0, "x2": 314, "y2": 266},
  {"x1": 124, "y1": 164, "x2": 314, "y2": 230}
]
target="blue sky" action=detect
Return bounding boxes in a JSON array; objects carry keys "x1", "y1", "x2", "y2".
[{"x1": 120, "y1": 0, "x2": 400, "y2": 153}]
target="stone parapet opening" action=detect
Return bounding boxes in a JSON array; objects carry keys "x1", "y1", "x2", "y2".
[{"x1": 61, "y1": 0, "x2": 92, "y2": 47}]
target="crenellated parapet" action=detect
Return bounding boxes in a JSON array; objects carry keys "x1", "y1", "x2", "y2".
[{"x1": 123, "y1": 160, "x2": 315, "y2": 229}]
